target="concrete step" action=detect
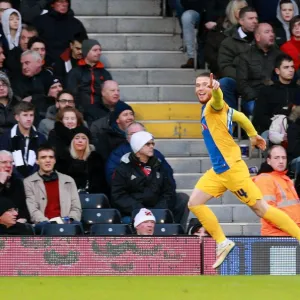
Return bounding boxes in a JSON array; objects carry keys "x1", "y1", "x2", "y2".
[
  {"x1": 168, "y1": 157, "x2": 261, "y2": 173},
  {"x1": 190, "y1": 205, "x2": 260, "y2": 223},
  {"x1": 101, "y1": 51, "x2": 185, "y2": 68},
  {"x1": 73, "y1": 0, "x2": 161, "y2": 16},
  {"x1": 131, "y1": 102, "x2": 200, "y2": 121},
  {"x1": 174, "y1": 173, "x2": 201, "y2": 189},
  {"x1": 155, "y1": 139, "x2": 256, "y2": 157},
  {"x1": 90, "y1": 34, "x2": 182, "y2": 51},
  {"x1": 77, "y1": 16, "x2": 180, "y2": 34},
  {"x1": 142, "y1": 121, "x2": 202, "y2": 138},
  {"x1": 218, "y1": 223, "x2": 261, "y2": 236},
  {"x1": 108, "y1": 68, "x2": 198, "y2": 85}
]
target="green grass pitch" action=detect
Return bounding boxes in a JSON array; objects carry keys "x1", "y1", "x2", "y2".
[{"x1": 0, "y1": 276, "x2": 299, "y2": 300}]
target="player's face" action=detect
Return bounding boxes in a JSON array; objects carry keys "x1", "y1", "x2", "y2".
[
  {"x1": 267, "y1": 147, "x2": 287, "y2": 172},
  {"x1": 195, "y1": 76, "x2": 212, "y2": 104}
]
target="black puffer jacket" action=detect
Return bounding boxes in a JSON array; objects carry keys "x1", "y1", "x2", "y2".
[
  {"x1": 287, "y1": 106, "x2": 300, "y2": 162},
  {"x1": 253, "y1": 81, "x2": 300, "y2": 133},
  {"x1": 237, "y1": 44, "x2": 282, "y2": 101},
  {"x1": 56, "y1": 150, "x2": 109, "y2": 196},
  {"x1": 111, "y1": 153, "x2": 173, "y2": 216},
  {"x1": 0, "y1": 96, "x2": 18, "y2": 135},
  {"x1": 33, "y1": 7, "x2": 87, "y2": 63}
]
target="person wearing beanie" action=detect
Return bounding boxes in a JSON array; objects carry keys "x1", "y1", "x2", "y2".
[
  {"x1": 24, "y1": 144, "x2": 82, "y2": 234},
  {"x1": 33, "y1": 0, "x2": 87, "y2": 64},
  {"x1": 134, "y1": 208, "x2": 156, "y2": 235},
  {"x1": 111, "y1": 131, "x2": 173, "y2": 219},
  {"x1": 91, "y1": 100, "x2": 134, "y2": 161},
  {"x1": 0, "y1": 71, "x2": 18, "y2": 135},
  {"x1": 0, "y1": 195, "x2": 33, "y2": 235},
  {"x1": 66, "y1": 38, "x2": 112, "y2": 113},
  {"x1": 55, "y1": 125, "x2": 109, "y2": 195},
  {"x1": 187, "y1": 218, "x2": 208, "y2": 238}
]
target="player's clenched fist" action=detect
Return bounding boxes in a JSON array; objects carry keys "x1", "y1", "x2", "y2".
[{"x1": 208, "y1": 73, "x2": 220, "y2": 90}]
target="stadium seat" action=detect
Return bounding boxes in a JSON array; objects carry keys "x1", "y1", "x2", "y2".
[
  {"x1": 132, "y1": 208, "x2": 174, "y2": 224},
  {"x1": 154, "y1": 224, "x2": 184, "y2": 235},
  {"x1": 79, "y1": 193, "x2": 110, "y2": 209},
  {"x1": 90, "y1": 224, "x2": 132, "y2": 236},
  {"x1": 41, "y1": 224, "x2": 84, "y2": 236},
  {"x1": 81, "y1": 209, "x2": 122, "y2": 226}
]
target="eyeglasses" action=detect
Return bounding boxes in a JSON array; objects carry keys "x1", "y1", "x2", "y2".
[
  {"x1": 145, "y1": 142, "x2": 155, "y2": 147},
  {"x1": 0, "y1": 160, "x2": 14, "y2": 166},
  {"x1": 58, "y1": 99, "x2": 74, "y2": 104}
]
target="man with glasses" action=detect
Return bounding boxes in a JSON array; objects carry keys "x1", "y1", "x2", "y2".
[
  {"x1": 38, "y1": 89, "x2": 75, "y2": 138},
  {"x1": 0, "y1": 196, "x2": 33, "y2": 235},
  {"x1": 111, "y1": 131, "x2": 173, "y2": 220},
  {"x1": 0, "y1": 150, "x2": 29, "y2": 223}
]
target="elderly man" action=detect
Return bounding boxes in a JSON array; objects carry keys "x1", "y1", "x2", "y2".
[
  {"x1": 24, "y1": 145, "x2": 82, "y2": 234},
  {"x1": 12, "y1": 50, "x2": 54, "y2": 103},
  {"x1": 111, "y1": 131, "x2": 173, "y2": 219},
  {"x1": 0, "y1": 196, "x2": 33, "y2": 235},
  {"x1": 253, "y1": 145, "x2": 300, "y2": 236},
  {"x1": 134, "y1": 208, "x2": 156, "y2": 235},
  {"x1": 0, "y1": 150, "x2": 29, "y2": 222}
]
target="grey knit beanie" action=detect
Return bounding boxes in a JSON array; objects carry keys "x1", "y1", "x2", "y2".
[
  {"x1": 0, "y1": 72, "x2": 13, "y2": 101},
  {"x1": 81, "y1": 39, "x2": 101, "y2": 58}
]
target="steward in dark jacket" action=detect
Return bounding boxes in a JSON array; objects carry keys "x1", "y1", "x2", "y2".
[
  {"x1": 237, "y1": 43, "x2": 282, "y2": 101},
  {"x1": 218, "y1": 25, "x2": 254, "y2": 79},
  {"x1": 253, "y1": 80, "x2": 300, "y2": 133},
  {"x1": 0, "y1": 124, "x2": 46, "y2": 178},
  {"x1": 111, "y1": 152, "x2": 173, "y2": 217},
  {"x1": 33, "y1": 5, "x2": 87, "y2": 64}
]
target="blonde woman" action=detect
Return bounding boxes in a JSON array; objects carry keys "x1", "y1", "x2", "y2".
[{"x1": 55, "y1": 126, "x2": 109, "y2": 195}]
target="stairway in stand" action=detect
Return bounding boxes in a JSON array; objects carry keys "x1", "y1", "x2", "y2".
[{"x1": 73, "y1": 0, "x2": 261, "y2": 235}]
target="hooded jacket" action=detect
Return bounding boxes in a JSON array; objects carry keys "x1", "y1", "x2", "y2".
[
  {"x1": 1, "y1": 9, "x2": 22, "y2": 50},
  {"x1": 287, "y1": 106, "x2": 300, "y2": 161},
  {"x1": 273, "y1": 0, "x2": 299, "y2": 47},
  {"x1": 218, "y1": 25, "x2": 254, "y2": 79},
  {"x1": 66, "y1": 59, "x2": 112, "y2": 110},
  {"x1": 33, "y1": 7, "x2": 87, "y2": 63},
  {"x1": 253, "y1": 80, "x2": 300, "y2": 133},
  {"x1": 111, "y1": 152, "x2": 173, "y2": 216},
  {"x1": 37, "y1": 104, "x2": 57, "y2": 138}
]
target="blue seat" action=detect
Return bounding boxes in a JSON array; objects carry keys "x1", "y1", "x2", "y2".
[
  {"x1": 79, "y1": 193, "x2": 110, "y2": 209},
  {"x1": 90, "y1": 224, "x2": 132, "y2": 236},
  {"x1": 82, "y1": 208, "x2": 122, "y2": 225},
  {"x1": 41, "y1": 224, "x2": 83, "y2": 236},
  {"x1": 132, "y1": 208, "x2": 174, "y2": 224},
  {"x1": 154, "y1": 224, "x2": 184, "y2": 235}
]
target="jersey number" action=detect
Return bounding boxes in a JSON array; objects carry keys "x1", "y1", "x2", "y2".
[{"x1": 235, "y1": 188, "x2": 248, "y2": 198}]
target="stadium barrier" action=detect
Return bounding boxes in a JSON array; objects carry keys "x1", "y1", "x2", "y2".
[{"x1": 0, "y1": 236, "x2": 299, "y2": 276}]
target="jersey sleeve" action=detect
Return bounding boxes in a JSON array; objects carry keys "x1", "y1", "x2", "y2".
[
  {"x1": 232, "y1": 109, "x2": 257, "y2": 137},
  {"x1": 210, "y1": 88, "x2": 224, "y2": 111}
]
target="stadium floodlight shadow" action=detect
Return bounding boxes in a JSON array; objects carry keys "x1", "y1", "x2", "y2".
[
  {"x1": 81, "y1": 208, "x2": 122, "y2": 229},
  {"x1": 154, "y1": 224, "x2": 185, "y2": 235},
  {"x1": 90, "y1": 224, "x2": 133, "y2": 236},
  {"x1": 79, "y1": 193, "x2": 110, "y2": 209},
  {"x1": 131, "y1": 208, "x2": 174, "y2": 224},
  {"x1": 41, "y1": 224, "x2": 84, "y2": 236}
]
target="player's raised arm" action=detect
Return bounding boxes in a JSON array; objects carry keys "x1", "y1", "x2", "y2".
[
  {"x1": 232, "y1": 109, "x2": 266, "y2": 150},
  {"x1": 209, "y1": 73, "x2": 224, "y2": 111}
]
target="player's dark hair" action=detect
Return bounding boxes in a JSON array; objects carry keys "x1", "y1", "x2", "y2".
[
  {"x1": 239, "y1": 6, "x2": 256, "y2": 19},
  {"x1": 274, "y1": 53, "x2": 293, "y2": 69},
  {"x1": 195, "y1": 72, "x2": 214, "y2": 83}
]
